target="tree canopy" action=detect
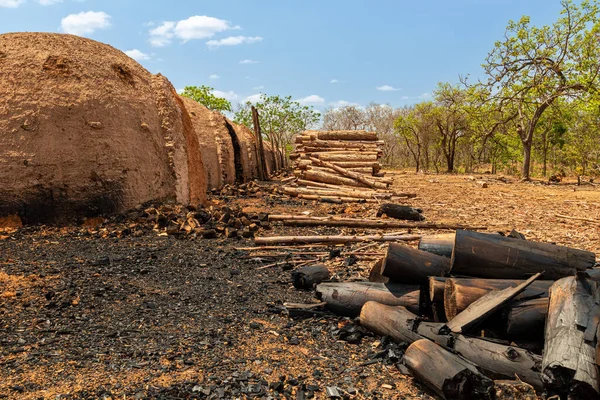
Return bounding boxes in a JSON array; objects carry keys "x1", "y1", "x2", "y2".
[{"x1": 181, "y1": 85, "x2": 232, "y2": 112}]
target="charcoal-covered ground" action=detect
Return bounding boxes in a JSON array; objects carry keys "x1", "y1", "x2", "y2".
[{"x1": 1, "y1": 172, "x2": 599, "y2": 399}]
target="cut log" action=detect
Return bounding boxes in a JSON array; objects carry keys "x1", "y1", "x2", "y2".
[
  {"x1": 360, "y1": 303, "x2": 543, "y2": 391},
  {"x1": 292, "y1": 264, "x2": 330, "y2": 289},
  {"x1": 375, "y1": 243, "x2": 452, "y2": 285},
  {"x1": 452, "y1": 335, "x2": 543, "y2": 391},
  {"x1": 419, "y1": 233, "x2": 455, "y2": 258},
  {"x1": 304, "y1": 148, "x2": 382, "y2": 154},
  {"x1": 404, "y1": 339, "x2": 494, "y2": 400},
  {"x1": 359, "y1": 302, "x2": 423, "y2": 343},
  {"x1": 542, "y1": 276, "x2": 600, "y2": 398},
  {"x1": 280, "y1": 187, "x2": 384, "y2": 200},
  {"x1": 309, "y1": 153, "x2": 378, "y2": 162},
  {"x1": 377, "y1": 204, "x2": 424, "y2": 221},
  {"x1": 444, "y1": 278, "x2": 552, "y2": 320},
  {"x1": 505, "y1": 297, "x2": 548, "y2": 340},
  {"x1": 333, "y1": 161, "x2": 381, "y2": 169},
  {"x1": 345, "y1": 167, "x2": 374, "y2": 175},
  {"x1": 429, "y1": 277, "x2": 447, "y2": 302},
  {"x1": 295, "y1": 194, "x2": 377, "y2": 204},
  {"x1": 300, "y1": 139, "x2": 385, "y2": 148},
  {"x1": 316, "y1": 282, "x2": 420, "y2": 317},
  {"x1": 302, "y1": 169, "x2": 371, "y2": 188},
  {"x1": 309, "y1": 130, "x2": 379, "y2": 141},
  {"x1": 282, "y1": 219, "x2": 484, "y2": 230},
  {"x1": 442, "y1": 273, "x2": 542, "y2": 334},
  {"x1": 309, "y1": 157, "x2": 388, "y2": 189},
  {"x1": 254, "y1": 234, "x2": 421, "y2": 246},
  {"x1": 451, "y1": 230, "x2": 595, "y2": 280}
]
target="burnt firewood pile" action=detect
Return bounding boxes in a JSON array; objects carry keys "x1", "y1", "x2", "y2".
[
  {"x1": 281, "y1": 226, "x2": 600, "y2": 399},
  {"x1": 282, "y1": 130, "x2": 414, "y2": 204}
]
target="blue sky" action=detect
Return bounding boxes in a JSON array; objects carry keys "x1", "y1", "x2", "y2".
[{"x1": 0, "y1": 0, "x2": 568, "y2": 111}]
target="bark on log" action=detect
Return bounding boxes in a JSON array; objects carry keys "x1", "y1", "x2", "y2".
[
  {"x1": 542, "y1": 276, "x2": 600, "y2": 399},
  {"x1": 345, "y1": 167, "x2": 374, "y2": 175},
  {"x1": 295, "y1": 194, "x2": 377, "y2": 204},
  {"x1": 505, "y1": 297, "x2": 548, "y2": 340},
  {"x1": 280, "y1": 187, "x2": 385, "y2": 200},
  {"x1": 404, "y1": 339, "x2": 494, "y2": 400},
  {"x1": 451, "y1": 230, "x2": 595, "y2": 280},
  {"x1": 309, "y1": 157, "x2": 388, "y2": 189},
  {"x1": 303, "y1": 147, "x2": 382, "y2": 154},
  {"x1": 359, "y1": 302, "x2": 423, "y2": 343},
  {"x1": 254, "y1": 234, "x2": 422, "y2": 245},
  {"x1": 282, "y1": 219, "x2": 484, "y2": 230},
  {"x1": 443, "y1": 273, "x2": 542, "y2": 334},
  {"x1": 419, "y1": 233, "x2": 455, "y2": 258},
  {"x1": 332, "y1": 161, "x2": 381, "y2": 169},
  {"x1": 377, "y1": 204, "x2": 424, "y2": 221},
  {"x1": 316, "y1": 282, "x2": 420, "y2": 317},
  {"x1": 452, "y1": 336, "x2": 543, "y2": 391},
  {"x1": 309, "y1": 153, "x2": 379, "y2": 162},
  {"x1": 375, "y1": 243, "x2": 452, "y2": 285},
  {"x1": 444, "y1": 278, "x2": 552, "y2": 320},
  {"x1": 292, "y1": 264, "x2": 330, "y2": 289}
]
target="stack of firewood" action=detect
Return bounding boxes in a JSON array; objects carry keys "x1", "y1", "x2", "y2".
[
  {"x1": 287, "y1": 131, "x2": 393, "y2": 200},
  {"x1": 314, "y1": 230, "x2": 600, "y2": 399}
]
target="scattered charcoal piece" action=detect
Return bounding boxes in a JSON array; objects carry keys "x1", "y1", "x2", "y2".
[
  {"x1": 376, "y1": 204, "x2": 424, "y2": 221},
  {"x1": 292, "y1": 264, "x2": 330, "y2": 290}
]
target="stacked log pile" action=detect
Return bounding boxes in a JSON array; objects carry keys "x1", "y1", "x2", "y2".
[
  {"x1": 303, "y1": 229, "x2": 599, "y2": 398},
  {"x1": 285, "y1": 131, "x2": 397, "y2": 202}
]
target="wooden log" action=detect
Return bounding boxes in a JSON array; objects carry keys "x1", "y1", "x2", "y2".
[
  {"x1": 404, "y1": 339, "x2": 494, "y2": 400},
  {"x1": 333, "y1": 161, "x2": 381, "y2": 169},
  {"x1": 505, "y1": 297, "x2": 548, "y2": 339},
  {"x1": 430, "y1": 277, "x2": 447, "y2": 302},
  {"x1": 277, "y1": 217, "x2": 485, "y2": 230},
  {"x1": 452, "y1": 336, "x2": 543, "y2": 391},
  {"x1": 300, "y1": 139, "x2": 385, "y2": 148},
  {"x1": 280, "y1": 187, "x2": 384, "y2": 200},
  {"x1": 345, "y1": 167, "x2": 374, "y2": 175},
  {"x1": 419, "y1": 233, "x2": 455, "y2": 258},
  {"x1": 296, "y1": 194, "x2": 377, "y2": 204},
  {"x1": 254, "y1": 234, "x2": 422, "y2": 245},
  {"x1": 316, "y1": 282, "x2": 420, "y2": 317},
  {"x1": 451, "y1": 230, "x2": 595, "y2": 280},
  {"x1": 376, "y1": 243, "x2": 452, "y2": 285},
  {"x1": 443, "y1": 273, "x2": 542, "y2": 334},
  {"x1": 251, "y1": 106, "x2": 268, "y2": 181},
  {"x1": 542, "y1": 276, "x2": 600, "y2": 398},
  {"x1": 360, "y1": 303, "x2": 543, "y2": 391},
  {"x1": 444, "y1": 278, "x2": 552, "y2": 320},
  {"x1": 302, "y1": 169, "x2": 371, "y2": 188},
  {"x1": 309, "y1": 157, "x2": 388, "y2": 189},
  {"x1": 359, "y1": 302, "x2": 424, "y2": 343},
  {"x1": 307, "y1": 130, "x2": 379, "y2": 141},
  {"x1": 304, "y1": 147, "x2": 382, "y2": 154},
  {"x1": 307, "y1": 150, "x2": 380, "y2": 156},
  {"x1": 309, "y1": 153, "x2": 379, "y2": 162},
  {"x1": 377, "y1": 204, "x2": 424, "y2": 221},
  {"x1": 292, "y1": 264, "x2": 330, "y2": 289}
]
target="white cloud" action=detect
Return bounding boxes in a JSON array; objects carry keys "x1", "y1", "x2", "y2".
[
  {"x1": 125, "y1": 49, "x2": 150, "y2": 61},
  {"x1": 330, "y1": 100, "x2": 359, "y2": 108},
  {"x1": 419, "y1": 92, "x2": 431, "y2": 99},
  {"x1": 252, "y1": 85, "x2": 264, "y2": 90},
  {"x1": 244, "y1": 93, "x2": 263, "y2": 103},
  {"x1": 209, "y1": 74, "x2": 220, "y2": 80},
  {"x1": 376, "y1": 85, "x2": 401, "y2": 91},
  {"x1": 39, "y1": 0, "x2": 62, "y2": 4},
  {"x1": 207, "y1": 36, "x2": 262, "y2": 48},
  {"x1": 297, "y1": 95, "x2": 325, "y2": 105},
  {"x1": 0, "y1": 0, "x2": 25, "y2": 7},
  {"x1": 61, "y1": 11, "x2": 111, "y2": 36},
  {"x1": 240, "y1": 59, "x2": 258, "y2": 64},
  {"x1": 149, "y1": 16, "x2": 240, "y2": 47},
  {"x1": 330, "y1": 79, "x2": 339, "y2": 84},
  {"x1": 212, "y1": 89, "x2": 238, "y2": 101}
]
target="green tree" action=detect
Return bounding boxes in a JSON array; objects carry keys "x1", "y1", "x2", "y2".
[
  {"x1": 394, "y1": 102, "x2": 436, "y2": 172},
  {"x1": 480, "y1": 0, "x2": 600, "y2": 180},
  {"x1": 234, "y1": 94, "x2": 320, "y2": 166},
  {"x1": 181, "y1": 85, "x2": 232, "y2": 112}
]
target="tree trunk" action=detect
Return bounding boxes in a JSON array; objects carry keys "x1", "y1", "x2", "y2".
[
  {"x1": 404, "y1": 339, "x2": 494, "y2": 400},
  {"x1": 359, "y1": 302, "x2": 424, "y2": 343},
  {"x1": 316, "y1": 282, "x2": 420, "y2": 317},
  {"x1": 505, "y1": 297, "x2": 548, "y2": 341},
  {"x1": 522, "y1": 140, "x2": 532, "y2": 180},
  {"x1": 376, "y1": 243, "x2": 452, "y2": 285},
  {"x1": 301, "y1": 169, "x2": 371, "y2": 188},
  {"x1": 309, "y1": 130, "x2": 378, "y2": 141},
  {"x1": 451, "y1": 230, "x2": 595, "y2": 280},
  {"x1": 281, "y1": 219, "x2": 477, "y2": 230},
  {"x1": 309, "y1": 157, "x2": 388, "y2": 189}
]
